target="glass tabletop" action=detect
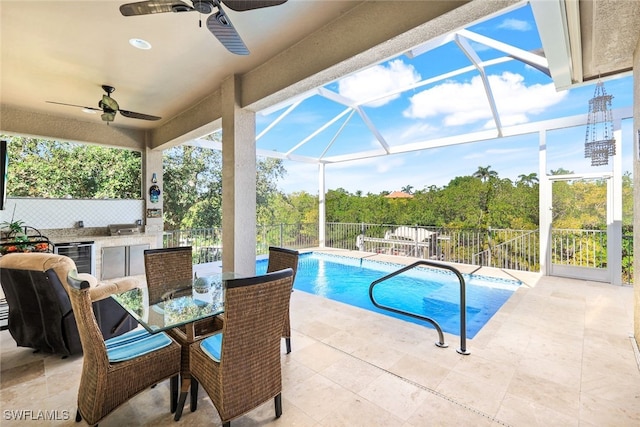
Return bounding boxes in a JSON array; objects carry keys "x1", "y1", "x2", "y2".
[{"x1": 112, "y1": 272, "x2": 240, "y2": 333}]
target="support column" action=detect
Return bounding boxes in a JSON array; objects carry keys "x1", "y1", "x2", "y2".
[
  {"x1": 221, "y1": 75, "x2": 256, "y2": 275},
  {"x1": 538, "y1": 130, "x2": 550, "y2": 276},
  {"x1": 609, "y1": 125, "x2": 623, "y2": 285},
  {"x1": 633, "y1": 42, "x2": 640, "y2": 343},
  {"x1": 318, "y1": 163, "x2": 326, "y2": 248},
  {"x1": 143, "y1": 146, "x2": 164, "y2": 247}
]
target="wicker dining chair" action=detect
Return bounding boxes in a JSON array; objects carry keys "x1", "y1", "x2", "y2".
[
  {"x1": 66, "y1": 270, "x2": 181, "y2": 426},
  {"x1": 189, "y1": 268, "x2": 294, "y2": 427},
  {"x1": 266, "y1": 246, "x2": 299, "y2": 354},
  {"x1": 143, "y1": 246, "x2": 223, "y2": 416},
  {"x1": 144, "y1": 246, "x2": 221, "y2": 335}
]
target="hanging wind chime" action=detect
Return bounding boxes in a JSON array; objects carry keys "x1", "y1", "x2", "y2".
[{"x1": 584, "y1": 81, "x2": 615, "y2": 166}]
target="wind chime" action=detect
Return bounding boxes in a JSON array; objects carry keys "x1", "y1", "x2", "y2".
[{"x1": 584, "y1": 81, "x2": 615, "y2": 166}]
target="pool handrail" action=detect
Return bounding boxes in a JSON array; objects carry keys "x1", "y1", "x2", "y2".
[{"x1": 368, "y1": 260, "x2": 470, "y2": 355}]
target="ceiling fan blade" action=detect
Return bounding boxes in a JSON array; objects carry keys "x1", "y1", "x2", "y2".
[
  {"x1": 120, "y1": 0, "x2": 194, "y2": 16},
  {"x1": 119, "y1": 110, "x2": 162, "y2": 121},
  {"x1": 206, "y1": 11, "x2": 249, "y2": 55},
  {"x1": 46, "y1": 101, "x2": 101, "y2": 112},
  {"x1": 221, "y1": 0, "x2": 287, "y2": 12}
]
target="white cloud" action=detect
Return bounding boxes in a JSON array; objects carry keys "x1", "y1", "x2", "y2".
[
  {"x1": 374, "y1": 156, "x2": 405, "y2": 174},
  {"x1": 398, "y1": 122, "x2": 436, "y2": 141},
  {"x1": 403, "y1": 72, "x2": 568, "y2": 127},
  {"x1": 338, "y1": 59, "x2": 421, "y2": 107},
  {"x1": 498, "y1": 18, "x2": 532, "y2": 31}
]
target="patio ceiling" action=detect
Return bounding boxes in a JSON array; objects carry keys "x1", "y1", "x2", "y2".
[{"x1": 0, "y1": 0, "x2": 638, "y2": 155}]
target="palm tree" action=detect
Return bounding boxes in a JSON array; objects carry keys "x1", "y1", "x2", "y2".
[
  {"x1": 517, "y1": 173, "x2": 539, "y2": 187},
  {"x1": 472, "y1": 166, "x2": 498, "y2": 182},
  {"x1": 401, "y1": 185, "x2": 414, "y2": 194},
  {"x1": 550, "y1": 168, "x2": 573, "y2": 175}
]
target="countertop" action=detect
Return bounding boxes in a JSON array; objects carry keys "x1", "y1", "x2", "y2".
[{"x1": 42, "y1": 228, "x2": 161, "y2": 246}]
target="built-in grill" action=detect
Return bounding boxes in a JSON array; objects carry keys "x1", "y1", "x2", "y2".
[{"x1": 108, "y1": 224, "x2": 141, "y2": 236}]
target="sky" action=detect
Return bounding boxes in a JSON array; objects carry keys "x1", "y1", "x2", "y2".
[{"x1": 252, "y1": 3, "x2": 634, "y2": 195}]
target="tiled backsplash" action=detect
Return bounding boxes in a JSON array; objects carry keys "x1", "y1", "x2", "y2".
[{"x1": 0, "y1": 198, "x2": 145, "y2": 230}]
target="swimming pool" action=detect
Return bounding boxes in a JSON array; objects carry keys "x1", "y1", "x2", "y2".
[{"x1": 257, "y1": 252, "x2": 521, "y2": 339}]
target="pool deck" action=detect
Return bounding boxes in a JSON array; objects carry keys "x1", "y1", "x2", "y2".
[{"x1": 1, "y1": 248, "x2": 638, "y2": 425}]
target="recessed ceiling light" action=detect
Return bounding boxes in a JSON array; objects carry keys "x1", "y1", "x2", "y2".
[
  {"x1": 82, "y1": 108, "x2": 96, "y2": 114},
  {"x1": 129, "y1": 38, "x2": 151, "y2": 50}
]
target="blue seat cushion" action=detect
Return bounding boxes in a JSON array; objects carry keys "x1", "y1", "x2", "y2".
[
  {"x1": 200, "y1": 332, "x2": 223, "y2": 362},
  {"x1": 105, "y1": 328, "x2": 172, "y2": 363}
]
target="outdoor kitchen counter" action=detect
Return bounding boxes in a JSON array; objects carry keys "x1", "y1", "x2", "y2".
[
  {"x1": 45, "y1": 231, "x2": 162, "y2": 280},
  {"x1": 47, "y1": 234, "x2": 160, "y2": 245}
]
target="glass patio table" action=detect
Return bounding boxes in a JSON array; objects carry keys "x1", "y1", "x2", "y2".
[{"x1": 111, "y1": 272, "x2": 241, "y2": 420}]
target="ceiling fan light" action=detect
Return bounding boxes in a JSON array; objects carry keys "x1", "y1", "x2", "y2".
[
  {"x1": 129, "y1": 38, "x2": 152, "y2": 50},
  {"x1": 101, "y1": 112, "x2": 116, "y2": 122},
  {"x1": 101, "y1": 95, "x2": 119, "y2": 111}
]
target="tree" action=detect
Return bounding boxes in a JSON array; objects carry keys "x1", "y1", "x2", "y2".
[
  {"x1": 401, "y1": 185, "x2": 414, "y2": 194},
  {"x1": 472, "y1": 165, "x2": 498, "y2": 183},
  {"x1": 163, "y1": 145, "x2": 222, "y2": 230},
  {"x1": 550, "y1": 168, "x2": 573, "y2": 175},
  {"x1": 256, "y1": 157, "x2": 287, "y2": 224},
  {"x1": 517, "y1": 173, "x2": 539, "y2": 187},
  {"x1": 4, "y1": 135, "x2": 141, "y2": 199},
  {"x1": 162, "y1": 144, "x2": 287, "y2": 231}
]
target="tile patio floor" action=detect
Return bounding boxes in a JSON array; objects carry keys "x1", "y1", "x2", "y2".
[{"x1": 1, "y1": 249, "x2": 639, "y2": 426}]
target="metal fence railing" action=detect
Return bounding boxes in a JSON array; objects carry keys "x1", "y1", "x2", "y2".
[
  {"x1": 163, "y1": 227, "x2": 222, "y2": 264},
  {"x1": 550, "y1": 229, "x2": 607, "y2": 268},
  {"x1": 622, "y1": 234, "x2": 633, "y2": 285},
  {"x1": 327, "y1": 223, "x2": 540, "y2": 272},
  {"x1": 163, "y1": 223, "x2": 319, "y2": 263},
  {"x1": 163, "y1": 222, "x2": 633, "y2": 284}
]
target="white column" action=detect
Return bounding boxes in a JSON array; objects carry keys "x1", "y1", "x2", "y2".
[
  {"x1": 318, "y1": 163, "x2": 326, "y2": 248},
  {"x1": 143, "y1": 147, "x2": 164, "y2": 247},
  {"x1": 538, "y1": 130, "x2": 550, "y2": 276},
  {"x1": 221, "y1": 75, "x2": 256, "y2": 276},
  {"x1": 608, "y1": 124, "x2": 623, "y2": 285},
  {"x1": 633, "y1": 36, "x2": 640, "y2": 347}
]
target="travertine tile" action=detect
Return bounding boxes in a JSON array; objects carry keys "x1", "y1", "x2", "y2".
[
  {"x1": 506, "y1": 370, "x2": 580, "y2": 418},
  {"x1": 291, "y1": 341, "x2": 348, "y2": 372},
  {"x1": 436, "y1": 369, "x2": 507, "y2": 416},
  {"x1": 350, "y1": 339, "x2": 407, "y2": 371},
  {"x1": 1, "y1": 359, "x2": 45, "y2": 389},
  {"x1": 388, "y1": 353, "x2": 450, "y2": 390},
  {"x1": 283, "y1": 373, "x2": 356, "y2": 422},
  {"x1": 0, "y1": 259, "x2": 638, "y2": 427},
  {"x1": 358, "y1": 372, "x2": 432, "y2": 421},
  {"x1": 406, "y1": 391, "x2": 496, "y2": 426},
  {"x1": 495, "y1": 393, "x2": 579, "y2": 427},
  {"x1": 579, "y1": 391, "x2": 640, "y2": 426},
  {"x1": 319, "y1": 354, "x2": 384, "y2": 393},
  {"x1": 318, "y1": 394, "x2": 401, "y2": 426}
]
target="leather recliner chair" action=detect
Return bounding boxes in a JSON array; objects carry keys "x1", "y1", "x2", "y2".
[{"x1": 0, "y1": 252, "x2": 139, "y2": 356}]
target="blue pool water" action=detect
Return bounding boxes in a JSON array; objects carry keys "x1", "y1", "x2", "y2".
[{"x1": 257, "y1": 252, "x2": 521, "y2": 339}]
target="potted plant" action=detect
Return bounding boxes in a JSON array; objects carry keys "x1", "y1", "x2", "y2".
[
  {"x1": 1, "y1": 219, "x2": 25, "y2": 241},
  {"x1": 1, "y1": 206, "x2": 26, "y2": 241}
]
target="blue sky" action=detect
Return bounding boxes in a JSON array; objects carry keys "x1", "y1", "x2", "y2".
[{"x1": 254, "y1": 4, "x2": 634, "y2": 195}]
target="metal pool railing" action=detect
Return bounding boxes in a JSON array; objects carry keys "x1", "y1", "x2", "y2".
[{"x1": 369, "y1": 260, "x2": 470, "y2": 355}]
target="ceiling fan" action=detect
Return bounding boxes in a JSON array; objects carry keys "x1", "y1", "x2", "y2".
[
  {"x1": 119, "y1": 0, "x2": 288, "y2": 55},
  {"x1": 46, "y1": 85, "x2": 161, "y2": 124}
]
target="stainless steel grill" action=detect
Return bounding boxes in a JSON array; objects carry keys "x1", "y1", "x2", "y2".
[{"x1": 108, "y1": 224, "x2": 141, "y2": 236}]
